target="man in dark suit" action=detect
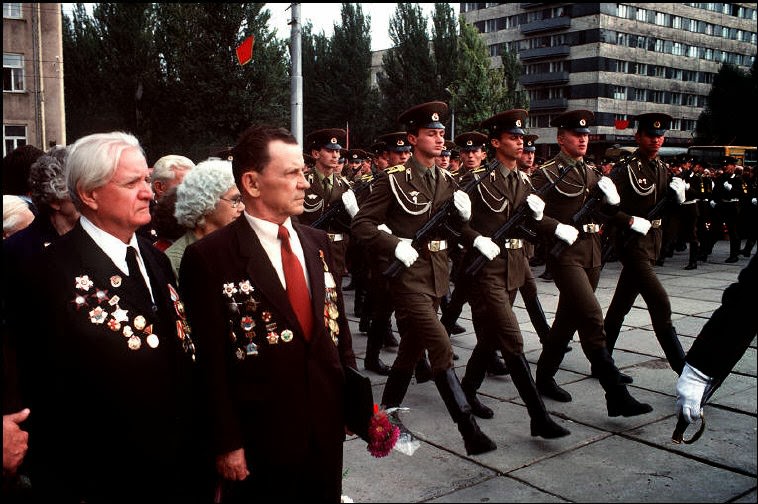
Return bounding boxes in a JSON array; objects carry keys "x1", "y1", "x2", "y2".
[
  {"x1": 352, "y1": 102, "x2": 496, "y2": 456},
  {"x1": 30, "y1": 132, "x2": 203, "y2": 503},
  {"x1": 179, "y1": 126, "x2": 357, "y2": 502}
]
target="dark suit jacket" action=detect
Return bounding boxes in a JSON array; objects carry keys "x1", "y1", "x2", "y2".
[
  {"x1": 32, "y1": 221, "x2": 200, "y2": 503},
  {"x1": 178, "y1": 216, "x2": 356, "y2": 498}
]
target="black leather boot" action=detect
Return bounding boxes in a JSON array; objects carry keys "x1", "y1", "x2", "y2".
[
  {"x1": 590, "y1": 348, "x2": 652, "y2": 417},
  {"x1": 414, "y1": 354, "x2": 433, "y2": 384},
  {"x1": 487, "y1": 352, "x2": 509, "y2": 376},
  {"x1": 684, "y1": 241, "x2": 698, "y2": 270},
  {"x1": 594, "y1": 320, "x2": 633, "y2": 384},
  {"x1": 656, "y1": 326, "x2": 685, "y2": 375},
  {"x1": 380, "y1": 367, "x2": 414, "y2": 409},
  {"x1": 525, "y1": 295, "x2": 551, "y2": 345},
  {"x1": 434, "y1": 368, "x2": 497, "y2": 456},
  {"x1": 364, "y1": 324, "x2": 391, "y2": 376},
  {"x1": 461, "y1": 345, "x2": 493, "y2": 419},
  {"x1": 536, "y1": 339, "x2": 572, "y2": 402},
  {"x1": 506, "y1": 354, "x2": 570, "y2": 438},
  {"x1": 383, "y1": 326, "x2": 399, "y2": 348}
]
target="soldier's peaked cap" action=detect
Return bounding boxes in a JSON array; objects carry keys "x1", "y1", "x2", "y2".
[
  {"x1": 377, "y1": 131, "x2": 412, "y2": 152},
  {"x1": 550, "y1": 110, "x2": 594, "y2": 133},
  {"x1": 635, "y1": 113, "x2": 672, "y2": 136},
  {"x1": 481, "y1": 109, "x2": 528, "y2": 136},
  {"x1": 523, "y1": 134, "x2": 539, "y2": 152},
  {"x1": 398, "y1": 101, "x2": 448, "y2": 130},
  {"x1": 306, "y1": 128, "x2": 346, "y2": 151},
  {"x1": 454, "y1": 132, "x2": 488, "y2": 152}
]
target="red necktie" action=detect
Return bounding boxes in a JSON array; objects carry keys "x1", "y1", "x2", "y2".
[{"x1": 278, "y1": 225, "x2": 314, "y2": 341}]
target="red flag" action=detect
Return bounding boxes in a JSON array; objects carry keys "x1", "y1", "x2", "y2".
[
  {"x1": 236, "y1": 36, "x2": 254, "y2": 66},
  {"x1": 614, "y1": 119, "x2": 629, "y2": 130}
]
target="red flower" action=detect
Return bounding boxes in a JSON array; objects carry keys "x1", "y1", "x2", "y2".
[{"x1": 367, "y1": 404, "x2": 400, "y2": 458}]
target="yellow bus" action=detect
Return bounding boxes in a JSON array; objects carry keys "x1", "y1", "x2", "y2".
[{"x1": 687, "y1": 145, "x2": 757, "y2": 167}]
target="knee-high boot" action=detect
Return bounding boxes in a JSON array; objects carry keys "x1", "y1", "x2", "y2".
[
  {"x1": 380, "y1": 367, "x2": 414, "y2": 409},
  {"x1": 684, "y1": 241, "x2": 699, "y2": 270},
  {"x1": 505, "y1": 354, "x2": 570, "y2": 438},
  {"x1": 593, "y1": 320, "x2": 633, "y2": 384},
  {"x1": 656, "y1": 326, "x2": 685, "y2": 375},
  {"x1": 364, "y1": 323, "x2": 391, "y2": 376},
  {"x1": 524, "y1": 296, "x2": 551, "y2": 345},
  {"x1": 536, "y1": 338, "x2": 572, "y2": 402},
  {"x1": 589, "y1": 348, "x2": 653, "y2": 417},
  {"x1": 461, "y1": 345, "x2": 494, "y2": 419},
  {"x1": 434, "y1": 368, "x2": 497, "y2": 456}
]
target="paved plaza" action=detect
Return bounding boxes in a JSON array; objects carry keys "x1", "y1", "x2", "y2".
[{"x1": 340, "y1": 240, "x2": 757, "y2": 503}]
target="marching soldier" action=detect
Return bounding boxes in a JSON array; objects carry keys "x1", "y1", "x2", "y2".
[
  {"x1": 352, "y1": 102, "x2": 496, "y2": 455},
  {"x1": 532, "y1": 110, "x2": 653, "y2": 418},
  {"x1": 678, "y1": 156, "x2": 702, "y2": 270},
  {"x1": 602, "y1": 113, "x2": 687, "y2": 382},
  {"x1": 300, "y1": 129, "x2": 360, "y2": 288},
  {"x1": 704, "y1": 156, "x2": 744, "y2": 263},
  {"x1": 518, "y1": 134, "x2": 539, "y2": 175},
  {"x1": 458, "y1": 109, "x2": 574, "y2": 438}
]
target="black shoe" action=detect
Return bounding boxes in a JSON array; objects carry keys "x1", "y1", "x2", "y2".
[
  {"x1": 741, "y1": 248, "x2": 751, "y2": 257},
  {"x1": 487, "y1": 357, "x2": 509, "y2": 376},
  {"x1": 359, "y1": 318, "x2": 370, "y2": 333},
  {"x1": 464, "y1": 390, "x2": 494, "y2": 419},
  {"x1": 725, "y1": 256, "x2": 739, "y2": 263},
  {"x1": 536, "y1": 378, "x2": 572, "y2": 402},
  {"x1": 606, "y1": 388, "x2": 653, "y2": 417},
  {"x1": 365, "y1": 358, "x2": 391, "y2": 376},
  {"x1": 530, "y1": 417, "x2": 570, "y2": 439},
  {"x1": 538, "y1": 270, "x2": 553, "y2": 281},
  {"x1": 684, "y1": 262, "x2": 697, "y2": 270},
  {"x1": 383, "y1": 329, "x2": 399, "y2": 348},
  {"x1": 449, "y1": 322, "x2": 466, "y2": 335},
  {"x1": 591, "y1": 369, "x2": 633, "y2": 384},
  {"x1": 415, "y1": 359, "x2": 433, "y2": 384},
  {"x1": 458, "y1": 415, "x2": 497, "y2": 455}
]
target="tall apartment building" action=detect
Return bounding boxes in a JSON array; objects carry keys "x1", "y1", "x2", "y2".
[
  {"x1": 3, "y1": 2, "x2": 65, "y2": 156},
  {"x1": 461, "y1": 3, "x2": 757, "y2": 161}
]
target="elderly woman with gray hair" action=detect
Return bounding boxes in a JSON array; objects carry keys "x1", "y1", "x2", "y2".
[{"x1": 165, "y1": 158, "x2": 244, "y2": 279}]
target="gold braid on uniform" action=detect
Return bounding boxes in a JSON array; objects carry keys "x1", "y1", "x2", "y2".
[
  {"x1": 621, "y1": 154, "x2": 656, "y2": 197},
  {"x1": 541, "y1": 160, "x2": 584, "y2": 197},
  {"x1": 387, "y1": 165, "x2": 432, "y2": 215}
]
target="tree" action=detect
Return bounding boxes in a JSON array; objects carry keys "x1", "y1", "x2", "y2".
[
  {"x1": 695, "y1": 62, "x2": 757, "y2": 146},
  {"x1": 499, "y1": 46, "x2": 529, "y2": 111},
  {"x1": 430, "y1": 2, "x2": 458, "y2": 104}
]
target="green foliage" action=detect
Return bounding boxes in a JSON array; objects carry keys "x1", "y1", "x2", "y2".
[{"x1": 695, "y1": 62, "x2": 757, "y2": 146}]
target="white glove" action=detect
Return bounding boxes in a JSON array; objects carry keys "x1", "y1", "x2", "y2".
[
  {"x1": 453, "y1": 190, "x2": 472, "y2": 221},
  {"x1": 597, "y1": 176, "x2": 620, "y2": 205},
  {"x1": 629, "y1": 216, "x2": 651, "y2": 235},
  {"x1": 341, "y1": 190, "x2": 359, "y2": 218},
  {"x1": 526, "y1": 194, "x2": 545, "y2": 221},
  {"x1": 473, "y1": 236, "x2": 500, "y2": 261},
  {"x1": 554, "y1": 223, "x2": 579, "y2": 245},
  {"x1": 709, "y1": 200, "x2": 717, "y2": 208},
  {"x1": 676, "y1": 363, "x2": 711, "y2": 424},
  {"x1": 394, "y1": 240, "x2": 419, "y2": 268},
  {"x1": 685, "y1": 182, "x2": 690, "y2": 190},
  {"x1": 752, "y1": 197, "x2": 757, "y2": 206},
  {"x1": 723, "y1": 181, "x2": 732, "y2": 191},
  {"x1": 669, "y1": 178, "x2": 686, "y2": 204},
  {"x1": 377, "y1": 223, "x2": 393, "y2": 235}
]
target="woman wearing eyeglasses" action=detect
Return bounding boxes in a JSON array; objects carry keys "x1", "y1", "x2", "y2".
[{"x1": 166, "y1": 158, "x2": 244, "y2": 279}]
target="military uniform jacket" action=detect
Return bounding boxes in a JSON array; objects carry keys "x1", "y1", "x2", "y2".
[
  {"x1": 32, "y1": 222, "x2": 199, "y2": 501},
  {"x1": 351, "y1": 156, "x2": 463, "y2": 298},
  {"x1": 712, "y1": 172, "x2": 744, "y2": 202},
  {"x1": 531, "y1": 152, "x2": 609, "y2": 267},
  {"x1": 607, "y1": 149, "x2": 671, "y2": 262},
  {"x1": 298, "y1": 168, "x2": 352, "y2": 232},
  {"x1": 178, "y1": 217, "x2": 356, "y2": 472},
  {"x1": 460, "y1": 162, "x2": 559, "y2": 291}
]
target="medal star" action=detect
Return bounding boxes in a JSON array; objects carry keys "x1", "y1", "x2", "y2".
[{"x1": 112, "y1": 306, "x2": 129, "y2": 323}]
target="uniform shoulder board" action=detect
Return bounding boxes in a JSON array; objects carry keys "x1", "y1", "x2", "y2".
[
  {"x1": 360, "y1": 173, "x2": 373, "y2": 182},
  {"x1": 337, "y1": 175, "x2": 351, "y2": 186},
  {"x1": 385, "y1": 164, "x2": 406, "y2": 174},
  {"x1": 439, "y1": 167, "x2": 452, "y2": 180},
  {"x1": 518, "y1": 170, "x2": 530, "y2": 183},
  {"x1": 471, "y1": 166, "x2": 488, "y2": 175},
  {"x1": 540, "y1": 159, "x2": 558, "y2": 170}
]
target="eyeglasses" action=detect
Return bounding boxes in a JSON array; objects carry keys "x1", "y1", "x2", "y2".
[{"x1": 220, "y1": 195, "x2": 243, "y2": 208}]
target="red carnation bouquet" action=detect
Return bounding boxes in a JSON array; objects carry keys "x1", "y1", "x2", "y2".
[{"x1": 367, "y1": 404, "x2": 400, "y2": 458}]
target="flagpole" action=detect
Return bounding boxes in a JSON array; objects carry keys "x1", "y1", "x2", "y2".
[
  {"x1": 346, "y1": 122, "x2": 350, "y2": 150},
  {"x1": 290, "y1": 3, "x2": 303, "y2": 145}
]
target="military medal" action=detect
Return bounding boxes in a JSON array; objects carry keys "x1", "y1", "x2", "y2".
[
  {"x1": 92, "y1": 289, "x2": 109, "y2": 303},
  {"x1": 107, "y1": 319, "x2": 121, "y2": 332},
  {"x1": 108, "y1": 295, "x2": 120, "y2": 306},
  {"x1": 89, "y1": 306, "x2": 107, "y2": 324},
  {"x1": 133, "y1": 315, "x2": 146, "y2": 331},
  {"x1": 245, "y1": 341, "x2": 258, "y2": 355},
  {"x1": 328, "y1": 319, "x2": 339, "y2": 334},
  {"x1": 112, "y1": 306, "x2": 129, "y2": 323},
  {"x1": 75, "y1": 275, "x2": 94, "y2": 291},
  {"x1": 262, "y1": 311, "x2": 272, "y2": 323},
  {"x1": 222, "y1": 283, "x2": 238, "y2": 297},
  {"x1": 241, "y1": 316, "x2": 255, "y2": 332},
  {"x1": 235, "y1": 347, "x2": 245, "y2": 360},
  {"x1": 245, "y1": 298, "x2": 260, "y2": 313},
  {"x1": 280, "y1": 329, "x2": 293, "y2": 343},
  {"x1": 128, "y1": 334, "x2": 141, "y2": 350},
  {"x1": 123, "y1": 325, "x2": 134, "y2": 338},
  {"x1": 267, "y1": 332, "x2": 279, "y2": 344},
  {"x1": 146, "y1": 333, "x2": 159, "y2": 348},
  {"x1": 328, "y1": 303, "x2": 339, "y2": 320},
  {"x1": 238, "y1": 280, "x2": 253, "y2": 294},
  {"x1": 176, "y1": 320, "x2": 186, "y2": 340},
  {"x1": 72, "y1": 295, "x2": 88, "y2": 310},
  {"x1": 324, "y1": 272, "x2": 336, "y2": 289}
]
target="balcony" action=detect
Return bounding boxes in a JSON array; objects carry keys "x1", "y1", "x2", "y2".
[
  {"x1": 520, "y1": 16, "x2": 571, "y2": 34},
  {"x1": 519, "y1": 45, "x2": 570, "y2": 61},
  {"x1": 520, "y1": 71, "x2": 570, "y2": 86},
  {"x1": 528, "y1": 98, "x2": 568, "y2": 110}
]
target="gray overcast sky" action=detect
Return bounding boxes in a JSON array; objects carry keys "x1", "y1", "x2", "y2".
[{"x1": 266, "y1": 3, "x2": 446, "y2": 52}]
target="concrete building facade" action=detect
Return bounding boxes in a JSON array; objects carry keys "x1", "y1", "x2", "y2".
[
  {"x1": 461, "y1": 3, "x2": 757, "y2": 161},
  {"x1": 3, "y1": 2, "x2": 65, "y2": 156}
]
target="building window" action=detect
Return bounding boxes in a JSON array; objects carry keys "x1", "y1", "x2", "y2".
[
  {"x1": 4, "y1": 125, "x2": 27, "y2": 156},
  {"x1": 636, "y1": 7, "x2": 647, "y2": 22},
  {"x1": 3, "y1": 53, "x2": 25, "y2": 92},
  {"x1": 485, "y1": 19, "x2": 497, "y2": 33},
  {"x1": 613, "y1": 86, "x2": 627, "y2": 100},
  {"x1": 635, "y1": 88, "x2": 648, "y2": 101},
  {"x1": 670, "y1": 118, "x2": 682, "y2": 131},
  {"x1": 3, "y1": 3, "x2": 22, "y2": 18}
]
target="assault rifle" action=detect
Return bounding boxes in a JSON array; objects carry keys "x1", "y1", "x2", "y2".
[
  {"x1": 311, "y1": 175, "x2": 374, "y2": 230},
  {"x1": 466, "y1": 165, "x2": 572, "y2": 277},
  {"x1": 382, "y1": 161, "x2": 498, "y2": 278}
]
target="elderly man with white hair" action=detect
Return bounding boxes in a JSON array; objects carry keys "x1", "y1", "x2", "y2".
[
  {"x1": 165, "y1": 158, "x2": 244, "y2": 279},
  {"x1": 151, "y1": 154, "x2": 195, "y2": 199}
]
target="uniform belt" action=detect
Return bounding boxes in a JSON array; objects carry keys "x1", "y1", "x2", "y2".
[
  {"x1": 650, "y1": 219, "x2": 662, "y2": 228},
  {"x1": 398, "y1": 238, "x2": 448, "y2": 252},
  {"x1": 502, "y1": 238, "x2": 523, "y2": 249},
  {"x1": 582, "y1": 223, "x2": 600, "y2": 233},
  {"x1": 328, "y1": 233, "x2": 344, "y2": 242}
]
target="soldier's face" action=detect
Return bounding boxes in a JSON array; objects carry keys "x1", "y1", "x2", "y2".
[
  {"x1": 435, "y1": 154, "x2": 450, "y2": 169},
  {"x1": 314, "y1": 147, "x2": 341, "y2": 173},
  {"x1": 519, "y1": 151, "x2": 535, "y2": 169},
  {"x1": 636, "y1": 131, "x2": 665, "y2": 160},
  {"x1": 491, "y1": 133, "x2": 523, "y2": 164},
  {"x1": 409, "y1": 128, "x2": 445, "y2": 158},
  {"x1": 385, "y1": 150, "x2": 410, "y2": 166},
  {"x1": 557, "y1": 130, "x2": 588, "y2": 159}
]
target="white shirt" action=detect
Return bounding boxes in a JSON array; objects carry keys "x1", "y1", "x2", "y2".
[
  {"x1": 243, "y1": 212, "x2": 311, "y2": 293},
  {"x1": 79, "y1": 215, "x2": 155, "y2": 301}
]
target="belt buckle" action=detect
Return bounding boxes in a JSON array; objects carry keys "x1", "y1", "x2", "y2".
[{"x1": 429, "y1": 240, "x2": 441, "y2": 252}]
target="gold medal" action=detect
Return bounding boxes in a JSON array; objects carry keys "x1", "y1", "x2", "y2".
[
  {"x1": 89, "y1": 307, "x2": 107, "y2": 325},
  {"x1": 328, "y1": 303, "x2": 339, "y2": 320},
  {"x1": 267, "y1": 332, "x2": 279, "y2": 344},
  {"x1": 123, "y1": 325, "x2": 133, "y2": 338},
  {"x1": 111, "y1": 275, "x2": 122, "y2": 288},
  {"x1": 128, "y1": 334, "x2": 141, "y2": 350},
  {"x1": 176, "y1": 320, "x2": 186, "y2": 340},
  {"x1": 280, "y1": 329, "x2": 294, "y2": 343},
  {"x1": 107, "y1": 319, "x2": 121, "y2": 332},
  {"x1": 328, "y1": 319, "x2": 339, "y2": 333},
  {"x1": 146, "y1": 334, "x2": 159, "y2": 348},
  {"x1": 262, "y1": 311, "x2": 272, "y2": 322},
  {"x1": 133, "y1": 315, "x2": 146, "y2": 331}
]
